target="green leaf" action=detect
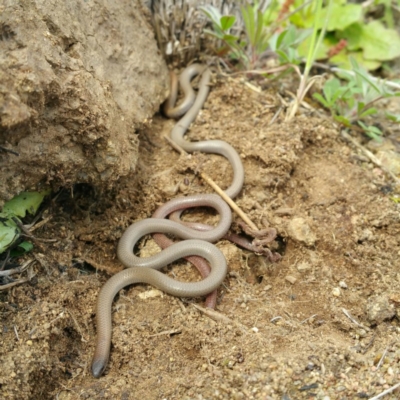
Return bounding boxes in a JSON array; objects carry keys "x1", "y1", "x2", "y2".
[
  {"x1": 349, "y1": 57, "x2": 382, "y2": 94},
  {"x1": 322, "y1": 78, "x2": 341, "y2": 103},
  {"x1": 0, "y1": 215, "x2": 20, "y2": 253},
  {"x1": 357, "y1": 101, "x2": 365, "y2": 113},
  {"x1": 275, "y1": 49, "x2": 292, "y2": 64},
  {"x1": 386, "y1": 113, "x2": 400, "y2": 122},
  {"x1": 254, "y1": 10, "x2": 266, "y2": 52},
  {"x1": 359, "y1": 107, "x2": 378, "y2": 118},
  {"x1": 203, "y1": 28, "x2": 223, "y2": 40},
  {"x1": 297, "y1": 34, "x2": 329, "y2": 60},
  {"x1": 358, "y1": 121, "x2": 383, "y2": 141},
  {"x1": 10, "y1": 241, "x2": 34, "y2": 257},
  {"x1": 359, "y1": 21, "x2": 400, "y2": 61},
  {"x1": 199, "y1": 6, "x2": 222, "y2": 27},
  {"x1": 337, "y1": 23, "x2": 363, "y2": 51},
  {"x1": 222, "y1": 33, "x2": 240, "y2": 43},
  {"x1": 3, "y1": 190, "x2": 50, "y2": 218},
  {"x1": 334, "y1": 115, "x2": 351, "y2": 126},
  {"x1": 18, "y1": 241, "x2": 34, "y2": 252},
  {"x1": 241, "y1": 5, "x2": 254, "y2": 45},
  {"x1": 220, "y1": 15, "x2": 236, "y2": 31},
  {"x1": 313, "y1": 93, "x2": 330, "y2": 108},
  {"x1": 330, "y1": 51, "x2": 381, "y2": 71},
  {"x1": 325, "y1": 3, "x2": 362, "y2": 31}
]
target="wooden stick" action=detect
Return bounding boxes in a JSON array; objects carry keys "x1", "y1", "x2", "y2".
[
  {"x1": 164, "y1": 135, "x2": 259, "y2": 231},
  {"x1": 368, "y1": 382, "x2": 400, "y2": 400},
  {"x1": 199, "y1": 172, "x2": 258, "y2": 230}
]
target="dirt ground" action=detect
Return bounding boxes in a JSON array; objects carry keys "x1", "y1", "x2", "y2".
[{"x1": 1, "y1": 73, "x2": 400, "y2": 400}]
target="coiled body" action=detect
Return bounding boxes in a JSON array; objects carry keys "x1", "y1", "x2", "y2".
[{"x1": 91, "y1": 64, "x2": 245, "y2": 378}]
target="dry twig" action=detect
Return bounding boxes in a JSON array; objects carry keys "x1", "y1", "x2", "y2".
[
  {"x1": 368, "y1": 382, "x2": 400, "y2": 400},
  {"x1": 191, "y1": 303, "x2": 247, "y2": 332},
  {"x1": 164, "y1": 135, "x2": 258, "y2": 231}
]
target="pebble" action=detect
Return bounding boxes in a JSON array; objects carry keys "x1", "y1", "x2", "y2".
[
  {"x1": 366, "y1": 295, "x2": 395, "y2": 324},
  {"x1": 332, "y1": 287, "x2": 341, "y2": 297},
  {"x1": 285, "y1": 275, "x2": 297, "y2": 284},
  {"x1": 287, "y1": 217, "x2": 317, "y2": 246},
  {"x1": 297, "y1": 261, "x2": 311, "y2": 272}
]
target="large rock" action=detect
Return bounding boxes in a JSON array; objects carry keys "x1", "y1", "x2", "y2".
[{"x1": 0, "y1": 0, "x2": 169, "y2": 206}]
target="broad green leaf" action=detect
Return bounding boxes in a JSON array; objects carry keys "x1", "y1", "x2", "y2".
[
  {"x1": 337, "y1": 23, "x2": 363, "y2": 51},
  {"x1": 330, "y1": 51, "x2": 381, "y2": 71},
  {"x1": 290, "y1": 0, "x2": 317, "y2": 28},
  {"x1": 359, "y1": 21, "x2": 400, "y2": 61},
  {"x1": 18, "y1": 241, "x2": 34, "y2": 252},
  {"x1": 298, "y1": 35, "x2": 329, "y2": 60},
  {"x1": 322, "y1": 78, "x2": 341, "y2": 103},
  {"x1": 295, "y1": 2, "x2": 361, "y2": 30},
  {"x1": 3, "y1": 190, "x2": 49, "y2": 218},
  {"x1": 220, "y1": 15, "x2": 236, "y2": 31},
  {"x1": 324, "y1": 3, "x2": 362, "y2": 31},
  {"x1": 10, "y1": 241, "x2": 33, "y2": 257},
  {"x1": 0, "y1": 215, "x2": 20, "y2": 253}
]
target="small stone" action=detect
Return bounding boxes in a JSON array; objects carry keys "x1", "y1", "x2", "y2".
[
  {"x1": 297, "y1": 261, "x2": 311, "y2": 272},
  {"x1": 332, "y1": 287, "x2": 341, "y2": 297},
  {"x1": 357, "y1": 229, "x2": 374, "y2": 242},
  {"x1": 285, "y1": 275, "x2": 297, "y2": 284},
  {"x1": 357, "y1": 329, "x2": 367, "y2": 338},
  {"x1": 366, "y1": 295, "x2": 395, "y2": 324},
  {"x1": 287, "y1": 217, "x2": 317, "y2": 246},
  {"x1": 26, "y1": 340, "x2": 33, "y2": 346},
  {"x1": 339, "y1": 281, "x2": 347, "y2": 289},
  {"x1": 138, "y1": 289, "x2": 164, "y2": 300}
]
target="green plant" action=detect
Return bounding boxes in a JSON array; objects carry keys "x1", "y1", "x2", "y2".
[
  {"x1": 313, "y1": 58, "x2": 400, "y2": 140},
  {"x1": 200, "y1": 2, "x2": 310, "y2": 70},
  {"x1": 200, "y1": 4, "x2": 269, "y2": 69},
  {"x1": 292, "y1": 0, "x2": 400, "y2": 71},
  {"x1": 0, "y1": 190, "x2": 49, "y2": 254},
  {"x1": 285, "y1": 0, "x2": 333, "y2": 119}
]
